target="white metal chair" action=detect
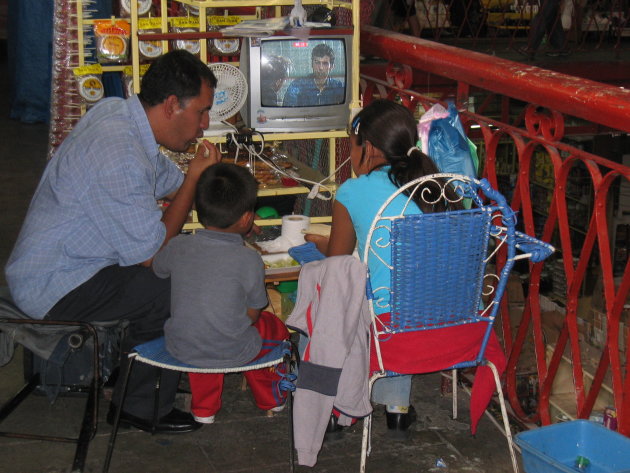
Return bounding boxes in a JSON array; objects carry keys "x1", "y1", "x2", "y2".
[
  {"x1": 360, "y1": 173, "x2": 554, "y2": 473},
  {"x1": 102, "y1": 335, "x2": 297, "y2": 473}
]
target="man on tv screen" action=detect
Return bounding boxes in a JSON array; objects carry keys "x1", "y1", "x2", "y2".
[{"x1": 282, "y1": 44, "x2": 344, "y2": 107}]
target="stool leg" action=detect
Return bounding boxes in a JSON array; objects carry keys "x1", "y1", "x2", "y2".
[
  {"x1": 72, "y1": 325, "x2": 101, "y2": 473},
  {"x1": 287, "y1": 349, "x2": 296, "y2": 473},
  {"x1": 71, "y1": 377, "x2": 97, "y2": 473},
  {"x1": 102, "y1": 355, "x2": 136, "y2": 473},
  {"x1": 151, "y1": 368, "x2": 163, "y2": 435}
]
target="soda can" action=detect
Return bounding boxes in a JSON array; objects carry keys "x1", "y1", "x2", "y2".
[{"x1": 603, "y1": 407, "x2": 618, "y2": 431}]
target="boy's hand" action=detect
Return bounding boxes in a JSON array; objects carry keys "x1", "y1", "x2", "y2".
[{"x1": 188, "y1": 139, "x2": 220, "y2": 179}]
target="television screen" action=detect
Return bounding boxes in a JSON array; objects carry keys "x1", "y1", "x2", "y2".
[
  {"x1": 239, "y1": 34, "x2": 353, "y2": 133},
  {"x1": 259, "y1": 38, "x2": 347, "y2": 108}
]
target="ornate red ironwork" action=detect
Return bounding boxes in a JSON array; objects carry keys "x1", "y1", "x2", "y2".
[{"x1": 360, "y1": 26, "x2": 630, "y2": 435}]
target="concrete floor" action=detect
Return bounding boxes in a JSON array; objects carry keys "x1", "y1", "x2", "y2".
[
  {"x1": 0, "y1": 51, "x2": 524, "y2": 473},
  {"x1": 0, "y1": 359, "x2": 523, "y2": 473}
]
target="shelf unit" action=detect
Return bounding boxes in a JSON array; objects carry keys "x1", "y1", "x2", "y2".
[
  {"x1": 146, "y1": 0, "x2": 358, "y2": 230},
  {"x1": 74, "y1": 0, "x2": 361, "y2": 231}
]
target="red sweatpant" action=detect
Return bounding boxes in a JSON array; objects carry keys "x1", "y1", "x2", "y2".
[{"x1": 188, "y1": 311, "x2": 290, "y2": 417}]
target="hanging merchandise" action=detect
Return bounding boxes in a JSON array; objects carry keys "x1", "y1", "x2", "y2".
[
  {"x1": 424, "y1": 102, "x2": 478, "y2": 180},
  {"x1": 122, "y1": 64, "x2": 150, "y2": 98},
  {"x1": 418, "y1": 103, "x2": 449, "y2": 154},
  {"x1": 208, "y1": 15, "x2": 242, "y2": 56},
  {"x1": 119, "y1": 0, "x2": 153, "y2": 17},
  {"x1": 73, "y1": 64, "x2": 105, "y2": 105},
  {"x1": 170, "y1": 16, "x2": 201, "y2": 57},
  {"x1": 93, "y1": 19, "x2": 131, "y2": 64},
  {"x1": 137, "y1": 18, "x2": 164, "y2": 62}
]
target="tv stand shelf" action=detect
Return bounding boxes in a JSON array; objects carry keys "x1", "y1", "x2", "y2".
[
  {"x1": 137, "y1": 27, "x2": 355, "y2": 42},
  {"x1": 171, "y1": 0, "x2": 352, "y2": 8}
]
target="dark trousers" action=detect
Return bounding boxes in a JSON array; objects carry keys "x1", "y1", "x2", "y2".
[
  {"x1": 47, "y1": 265, "x2": 180, "y2": 419},
  {"x1": 527, "y1": 0, "x2": 566, "y2": 51}
]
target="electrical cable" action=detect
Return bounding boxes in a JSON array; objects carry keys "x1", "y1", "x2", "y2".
[{"x1": 222, "y1": 129, "x2": 352, "y2": 201}]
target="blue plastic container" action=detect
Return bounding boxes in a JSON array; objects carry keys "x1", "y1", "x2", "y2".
[{"x1": 515, "y1": 420, "x2": 630, "y2": 473}]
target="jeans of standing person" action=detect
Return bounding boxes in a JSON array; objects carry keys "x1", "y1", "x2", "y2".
[{"x1": 527, "y1": 0, "x2": 566, "y2": 52}]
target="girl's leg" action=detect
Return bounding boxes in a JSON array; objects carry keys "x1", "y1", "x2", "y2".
[
  {"x1": 188, "y1": 373, "x2": 224, "y2": 422},
  {"x1": 371, "y1": 375, "x2": 412, "y2": 407},
  {"x1": 371, "y1": 375, "x2": 416, "y2": 436}
]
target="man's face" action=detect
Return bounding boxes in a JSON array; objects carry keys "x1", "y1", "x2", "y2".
[
  {"x1": 312, "y1": 55, "x2": 332, "y2": 82},
  {"x1": 168, "y1": 80, "x2": 214, "y2": 152}
]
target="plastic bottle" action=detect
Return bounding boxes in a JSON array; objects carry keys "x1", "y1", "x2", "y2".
[{"x1": 575, "y1": 455, "x2": 591, "y2": 471}]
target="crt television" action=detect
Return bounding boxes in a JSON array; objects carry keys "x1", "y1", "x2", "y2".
[{"x1": 239, "y1": 33, "x2": 353, "y2": 133}]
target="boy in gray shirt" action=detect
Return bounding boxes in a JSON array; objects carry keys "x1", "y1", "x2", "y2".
[{"x1": 153, "y1": 163, "x2": 289, "y2": 423}]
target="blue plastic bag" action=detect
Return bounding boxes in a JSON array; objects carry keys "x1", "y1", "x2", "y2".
[{"x1": 427, "y1": 102, "x2": 477, "y2": 180}]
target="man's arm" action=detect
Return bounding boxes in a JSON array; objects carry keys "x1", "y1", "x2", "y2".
[{"x1": 141, "y1": 140, "x2": 220, "y2": 266}]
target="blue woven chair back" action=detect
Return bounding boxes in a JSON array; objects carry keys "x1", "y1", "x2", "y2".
[
  {"x1": 390, "y1": 208, "x2": 492, "y2": 332},
  {"x1": 364, "y1": 174, "x2": 519, "y2": 345}
]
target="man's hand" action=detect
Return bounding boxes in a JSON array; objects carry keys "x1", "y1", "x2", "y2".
[
  {"x1": 188, "y1": 139, "x2": 220, "y2": 179},
  {"x1": 246, "y1": 223, "x2": 261, "y2": 239}
]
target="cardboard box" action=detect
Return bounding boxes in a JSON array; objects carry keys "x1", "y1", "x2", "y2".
[
  {"x1": 507, "y1": 274, "x2": 525, "y2": 303},
  {"x1": 541, "y1": 310, "x2": 565, "y2": 345}
]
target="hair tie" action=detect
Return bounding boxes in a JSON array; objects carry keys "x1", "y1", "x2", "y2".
[
  {"x1": 350, "y1": 115, "x2": 361, "y2": 135},
  {"x1": 406, "y1": 146, "x2": 420, "y2": 157}
]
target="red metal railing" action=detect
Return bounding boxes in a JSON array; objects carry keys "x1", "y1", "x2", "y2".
[{"x1": 359, "y1": 25, "x2": 630, "y2": 434}]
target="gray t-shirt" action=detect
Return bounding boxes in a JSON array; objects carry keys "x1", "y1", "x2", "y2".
[{"x1": 153, "y1": 229, "x2": 268, "y2": 368}]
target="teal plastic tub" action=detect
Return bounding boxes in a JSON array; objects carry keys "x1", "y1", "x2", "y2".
[{"x1": 515, "y1": 420, "x2": 630, "y2": 473}]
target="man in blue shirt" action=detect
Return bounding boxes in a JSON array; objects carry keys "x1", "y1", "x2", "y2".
[
  {"x1": 5, "y1": 50, "x2": 220, "y2": 434},
  {"x1": 282, "y1": 44, "x2": 345, "y2": 107}
]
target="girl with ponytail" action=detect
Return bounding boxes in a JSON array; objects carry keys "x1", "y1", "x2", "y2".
[{"x1": 306, "y1": 99, "x2": 456, "y2": 437}]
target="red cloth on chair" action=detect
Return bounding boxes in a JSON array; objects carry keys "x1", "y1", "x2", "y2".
[{"x1": 369, "y1": 315, "x2": 506, "y2": 435}]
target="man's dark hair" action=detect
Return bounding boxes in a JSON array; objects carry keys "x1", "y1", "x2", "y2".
[
  {"x1": 195, "y1": 163, "x2": 258, "y2": 229},
  {"x1": 138, "y1": 50, "x2": 218, "y2": 107},
  {"x1": 311, "y1": 44, "x2": 335, "y2": 67}
]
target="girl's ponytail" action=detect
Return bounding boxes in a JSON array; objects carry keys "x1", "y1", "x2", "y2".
[{"x1": 353, "y1": 100, "x2": 463, "y2": 213}]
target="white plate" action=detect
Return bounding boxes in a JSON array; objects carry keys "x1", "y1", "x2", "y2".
[{"x1": 262, "y1": 253, "x2": 300, "y2": 275}]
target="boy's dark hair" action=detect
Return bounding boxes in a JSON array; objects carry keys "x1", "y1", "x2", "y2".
[
  {"x1": 138, "y1": 50, "x2": 218, "y2": 107},
  {"x1": 312, "y1": 44, "x2": 335, "y2": 67},
  {"x1": 195, "y1": 163, "x2": 258, "y2": 229}
]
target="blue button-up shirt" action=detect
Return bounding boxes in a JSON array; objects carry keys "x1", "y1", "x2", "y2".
[
  {"x1": 282, "y1": 76, "x2": 345, "y2": 107},
  {"x1": 5, "y1": 96, "x2": 184, "y2": 318}
]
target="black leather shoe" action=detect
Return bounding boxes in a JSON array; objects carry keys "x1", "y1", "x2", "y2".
[
  {"x1": 385, "y1": 405, "x2": 417, "y2": 439},
  {"x1": 107, "y1": 405, "x2": 202, "y2": 434},
  {"x1": 323, "y1": 413, "x2": 344, "y2": 442}
]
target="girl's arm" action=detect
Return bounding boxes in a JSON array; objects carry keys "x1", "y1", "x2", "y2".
[
  {"x1": 306, "y1": 201, "x2": 356, "y2": 257},
  {"x1": 327, "y1": 201, "x2": 357, "y2": 256}
]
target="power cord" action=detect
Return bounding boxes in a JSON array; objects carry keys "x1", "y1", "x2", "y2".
[{"x1": 221, "y1": 128, "x2": 352, "y2": 201}]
